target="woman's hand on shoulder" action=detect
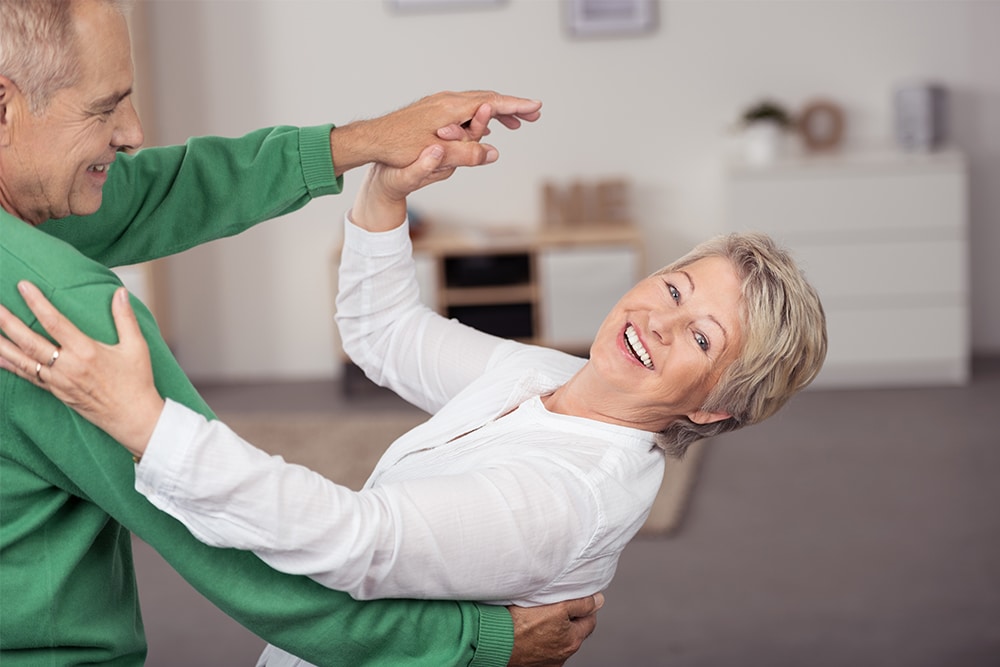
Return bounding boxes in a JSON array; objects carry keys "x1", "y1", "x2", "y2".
[{"x1": 0, "y1": 281, "x2": 164, "y2": 458}]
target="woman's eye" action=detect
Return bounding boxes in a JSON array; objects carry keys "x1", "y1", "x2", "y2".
[
  {"x1": 666, "y1": 283, "x2": 680, "y2": 303},
  {"x1": 694, "y1": 332, "x2": 709, "y2": 351}
]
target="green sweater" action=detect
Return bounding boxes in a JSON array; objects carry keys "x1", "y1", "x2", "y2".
[{"x1": 0, "y1": 125, "x2": 513, "y2": 666}]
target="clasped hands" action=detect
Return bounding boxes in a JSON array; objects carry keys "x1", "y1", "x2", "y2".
[{"x1": 330, "y1": 89, "x2": 542, "y2": 176}]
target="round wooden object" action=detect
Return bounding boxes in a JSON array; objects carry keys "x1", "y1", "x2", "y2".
[{"x1": 799, "y1": 100, "x2": 845, "y2": 151}]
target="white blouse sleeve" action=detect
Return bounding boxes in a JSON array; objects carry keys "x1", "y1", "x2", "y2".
[
  {"x1": 335, "y1": 217, "x2": 509, "y2": 415},
  {"x1": 136, "y1": 399, "x2": 594, "y2": 604}
]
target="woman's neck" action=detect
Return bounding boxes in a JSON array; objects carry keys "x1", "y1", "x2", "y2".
[{"x1": 541, "y1": 369, "x2": 670, "y2": 433}]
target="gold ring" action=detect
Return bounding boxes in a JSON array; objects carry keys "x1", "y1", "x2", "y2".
[
  {"x1": 35, "y1": 362, "x2": 43, "y2": 382},
  {"x1": 47, "y1": 349, "x2": 60, "y2": 367}
]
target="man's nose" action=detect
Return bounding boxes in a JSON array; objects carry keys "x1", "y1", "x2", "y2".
[{"x1": 113, "y1": 97, "x2": 144, "y2": 152}]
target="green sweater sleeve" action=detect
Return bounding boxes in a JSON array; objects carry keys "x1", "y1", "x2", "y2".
[
  {"x1": 0, "y1": 217, "x2": 514, "y2": 665},
  {"x1": 37, "y1": 125, "x2": 342, "y2": 267}
]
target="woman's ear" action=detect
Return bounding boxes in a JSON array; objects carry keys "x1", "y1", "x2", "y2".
[{"x1": 687, "y1": 408, "x2": 731, "y2": 425}]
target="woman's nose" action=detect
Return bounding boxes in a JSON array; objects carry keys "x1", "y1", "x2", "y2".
[{"x1": 647, "y1": 307, "x2": 676, "y2": 345}]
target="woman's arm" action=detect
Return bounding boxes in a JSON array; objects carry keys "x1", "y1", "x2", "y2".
[
  {"x1": 134, "y1": 398, "x2": 592, "y2": 605},
  {"x1": 336, "y1": 115, "x2": 519, "y2": 414},
  {"x1": 0, "y1": 278, "x2": 590, "y2": 603}
]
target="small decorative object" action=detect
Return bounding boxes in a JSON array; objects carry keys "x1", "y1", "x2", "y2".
[
  {"x1": 894, "y1": 82, "x2": 947, "y2": 152},
  {"x1": 739, "y1": 100, "x2": 792, "y2": 165},
  {"x1": 543, "y1": 178, "x2": 631, "y2": 226},
  {"x1": 798, "y1": 99, "x2": 845, "y2": 152},
  {"x1": 566, "y1": 0, "x2": 656, "y2": 38}
]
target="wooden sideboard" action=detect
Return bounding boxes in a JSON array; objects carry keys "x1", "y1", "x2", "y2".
[{"x1": 411, "y1": 223, "x2": 644, "y2": 354}]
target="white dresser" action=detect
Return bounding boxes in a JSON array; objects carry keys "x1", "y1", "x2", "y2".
[{"x1": 726, "y1": 149, "x2": 969, "y2": 388}]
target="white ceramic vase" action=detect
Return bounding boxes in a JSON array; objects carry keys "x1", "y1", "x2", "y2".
[{"x1": 743, "y1": 120, "x2": 784, "y2": 165}]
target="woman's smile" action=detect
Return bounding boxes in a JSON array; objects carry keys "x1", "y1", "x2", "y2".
[{"x1": 623, "y1": 323, "x2": 654, "y2": 370}]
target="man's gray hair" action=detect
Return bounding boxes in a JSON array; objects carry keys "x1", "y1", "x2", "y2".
[{"x1": 0, "y1": 0, "x2": 130, "y2": 114}]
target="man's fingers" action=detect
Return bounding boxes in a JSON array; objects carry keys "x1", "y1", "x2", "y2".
[{"x1": 479, "y1": 93, "x2": 542, "y2": 119}]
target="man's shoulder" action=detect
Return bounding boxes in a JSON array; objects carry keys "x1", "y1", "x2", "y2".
[{"x1": 1, "y1": 211, "x2": 119, "y2": 293}]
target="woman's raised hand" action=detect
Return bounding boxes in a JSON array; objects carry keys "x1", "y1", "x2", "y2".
[
  {"x1": 0, "y1": 281, "x2": 164, "y2": 459},
  {"x1": 350, "y1": 132, "x2": 466, "y2": 234}
]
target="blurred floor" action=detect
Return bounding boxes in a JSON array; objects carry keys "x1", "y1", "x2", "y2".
[{"x1": 134, "y1": 358, "x2": 1000, "y2": 666}]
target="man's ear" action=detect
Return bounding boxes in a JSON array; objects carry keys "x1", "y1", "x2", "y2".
[
  {"x1": 687, "y1": 408, "x2": 731, "y2": 425},
  {"x1": 0, "y1": 76, "x2": 15, "y2": 147}
]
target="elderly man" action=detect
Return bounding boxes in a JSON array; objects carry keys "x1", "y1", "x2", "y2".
[{"x1": 0, "y1": 0, "x2": 600, "y2": 665}]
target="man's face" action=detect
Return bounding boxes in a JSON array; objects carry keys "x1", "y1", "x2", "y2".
[{"x1": 0, "y1": 0, "x2": 143, "y2": 225}]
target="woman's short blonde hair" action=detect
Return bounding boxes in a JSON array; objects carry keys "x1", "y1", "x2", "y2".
[
  {"x1": 0, "y1": 0, "x2": 129, "y2": 114},
  {"x1": 655, "y1": 232, "x2": 827, "y2": 457}
]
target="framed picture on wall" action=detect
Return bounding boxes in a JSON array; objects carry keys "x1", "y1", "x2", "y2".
[
  {"x1": 566, "y1": 0, "x2": 657, "y2": 38},
  {"x1": 388, "y1": 0, "x2": 506, "y2": 11}
]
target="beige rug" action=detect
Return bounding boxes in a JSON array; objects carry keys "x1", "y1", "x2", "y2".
[{"x1": 218, "y1": 411, "x2": 708, "y2": 537}]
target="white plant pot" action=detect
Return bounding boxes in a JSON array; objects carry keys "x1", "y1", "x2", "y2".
[{"x1": 743, "y1": 121, "x2": 784, "y2": 165}]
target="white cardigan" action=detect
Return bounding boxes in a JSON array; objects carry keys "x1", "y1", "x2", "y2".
[{"x1": 135, "y1": 218, "x2": 665, "y2": 608}]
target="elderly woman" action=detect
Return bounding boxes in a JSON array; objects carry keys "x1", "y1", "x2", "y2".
[{"x1": 0, "y1": 146, "x2": 825, "y2": 623}]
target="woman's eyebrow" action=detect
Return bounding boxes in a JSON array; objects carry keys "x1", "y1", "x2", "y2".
[
  {"x1": 681, "y1": 269, "x2": 730, "y2": 349},
  {"x1": 709, "y1": 315, "x2": 729, "y2": 350},
  {"x1": 678, "y1": 270, "x2": 695, "y2": 293}
]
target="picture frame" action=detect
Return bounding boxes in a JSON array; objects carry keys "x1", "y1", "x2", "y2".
[
  {"x1": 387, "y1": 0, "x2": 506, "y2": 12},
  {"x1": 566, "y1": 0, "x2": 657, "y2": 38}
]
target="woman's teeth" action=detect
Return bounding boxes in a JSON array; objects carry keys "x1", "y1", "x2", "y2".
[{"x1": 624, "y1": 324, "x2": 653, "y2": 370}]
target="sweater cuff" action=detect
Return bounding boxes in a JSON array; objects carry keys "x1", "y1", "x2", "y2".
[
  {"x1": 299, "y1": 124, "x2": 342, "y2": 197},
  {"x1": 469, "y1": 604, "x2": 515, "y2": 667}
]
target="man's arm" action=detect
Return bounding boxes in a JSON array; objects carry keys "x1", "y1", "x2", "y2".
[
  {"x1": 38, "y1": 125, "x2": 340, "y2": 268},
  {"x1": 39, "y1": 91, "x2": 540, "y2": 268}
]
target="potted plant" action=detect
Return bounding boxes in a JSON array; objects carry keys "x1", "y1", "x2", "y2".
[{"x1": 740, "y1": 99, "x2": 792, "y2": 164}]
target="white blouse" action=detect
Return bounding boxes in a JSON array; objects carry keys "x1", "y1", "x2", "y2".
[{"x1": 135, "y1": 218, "x2": 665, "y2": 609}]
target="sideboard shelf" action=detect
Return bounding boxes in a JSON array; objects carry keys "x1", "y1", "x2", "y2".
[{"x1": 411, "y1": 223, "x2": 644, "y2": 353}]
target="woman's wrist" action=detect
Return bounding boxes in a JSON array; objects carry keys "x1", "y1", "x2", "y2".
[
  {"x1": 117, "y1": 396, "x2": 165, "y2": 461},
  {"x1": 352, "y1": 169, "x2": 408, "y2": 232}
]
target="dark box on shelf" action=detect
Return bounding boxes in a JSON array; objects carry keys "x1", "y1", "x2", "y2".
[{"x1": 444, "y1": 253, "x2": 531, "y2": 287}]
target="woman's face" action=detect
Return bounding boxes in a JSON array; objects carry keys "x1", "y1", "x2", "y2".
[{"x1": 588, "y1": 255, "x2": 744, "y2": 429}]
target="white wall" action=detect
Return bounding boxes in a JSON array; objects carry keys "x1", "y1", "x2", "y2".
[{"x1": 140, "y1": 0, "x2": 1000, "y2": 382}]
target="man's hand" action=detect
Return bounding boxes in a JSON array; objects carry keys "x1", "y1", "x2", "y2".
[
  {"x1": 506, "y1": 593, "x2": 604, "y2": 667},
  {"x1": 329, "y1": 90, "x2": 541, "y2": 176}
]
